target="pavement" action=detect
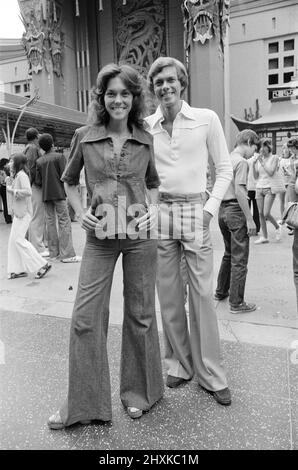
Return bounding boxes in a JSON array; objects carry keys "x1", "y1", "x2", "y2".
[{"x1": 0, "y1": 205, "x2": 297, "y2": 450}]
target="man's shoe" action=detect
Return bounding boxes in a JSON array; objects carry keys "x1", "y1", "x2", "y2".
[
  {"x1": 127, "y1": 407, "x2": 143, "y2": 419},
  {"x1": 40, "y1": 250, "x2": 50, "y2": 257},
  {"x1": 201, "y1": 386, "x2": 232, "y2": 406},
  {"x1": 229, "y1": 302, "x2": 256, "y2": 314},
  {"x1": 60, "y1": 255, "x2": 82, "y2": 263},
  {"x1": 166, "y1": 375, "x2": 190, "y2": 388},
  {"x1": 214, "y1": 293, "x2": 229, "y2": 301},
  {"x1": 254, "y1": 236, "x2": 269, "y2": 244},
  {"x1": 213, "y1": 388, "x2": 232, "y2": 406}
]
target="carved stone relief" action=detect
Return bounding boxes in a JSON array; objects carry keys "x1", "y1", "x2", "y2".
[
  {"x1": 18, "y1": 0, "x2": 64, "y2": 77},
  {"x1": 48, "y1": 2, "x2": 64, "y2": 77},
  {"x1": 182, "y1": 0, "x2": 230, "y2": 52},
  {"x1": 19, "y1": 0, "x2": 46, "y2": 74},
  {"x1": 113, "y1": 0, "x2": 167, "y2": 77}
]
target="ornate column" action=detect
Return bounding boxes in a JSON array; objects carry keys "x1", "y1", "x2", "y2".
[
  {"x1": 182, "y1": 1, "x2": 230, "y2": 125},
  {"x1": 18, "y1": 0, "x2": 65, "y2": 105}
]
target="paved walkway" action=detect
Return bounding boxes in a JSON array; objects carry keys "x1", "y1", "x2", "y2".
[{"x1": 0, "y1": 209, "x2": 297, "y2": 450}]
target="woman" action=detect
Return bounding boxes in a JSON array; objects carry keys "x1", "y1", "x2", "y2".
[
  {"x1": 278, "y1": 143, "x2": 294, "y2": 222},
  {"x1": 253, "y1": 138, "x2": 282, "y2": 244},
  {"x1": 0, "y1": 158, "x2": 12, "y2": 224},
  {"x1": 6, "y1": 153, "x2": 51, "y2": 280},
  {"x1": 48, "y1": 63, "x2": 164, "y2": 429}
]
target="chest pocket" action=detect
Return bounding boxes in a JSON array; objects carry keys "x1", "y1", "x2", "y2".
[{"x1": 174, "y1": 122, "x2": 208, "y2": 154}]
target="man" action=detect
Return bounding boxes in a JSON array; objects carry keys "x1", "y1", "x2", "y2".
[
  {"x1": 35, "y1": 134, "x2": 81, "y2": 263},
  {"x1": 215, "y1": 129, "x2": 259, "y2": 313},
  {"x1": 0, "y1": 158, "x2": 12, "y2": 224},
  {"x1": 24, "y1": 128, "x2": 48, "y2": 256},
  {"x1": 146, "y1": 57, "x2": 233, "y2": 405},
  {"x1": 286, "y1": 138, "x2": 298, "y2": 311}
]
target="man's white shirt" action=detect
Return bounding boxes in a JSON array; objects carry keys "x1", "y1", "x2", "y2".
[{"x1": 145, "y1": 100, "x2": 233, "y2": 216}]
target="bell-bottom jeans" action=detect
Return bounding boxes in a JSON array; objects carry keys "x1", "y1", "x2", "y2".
[{"x1": 60, "y1": 233, "x2": 164, "y2": 426}]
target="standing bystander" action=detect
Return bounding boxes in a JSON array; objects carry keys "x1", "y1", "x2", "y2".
[
  {"x1": 35, "y1": 134, "x2": 81, "y2": 263},
  {"x1": 253, "y1": 138, "x2": 283, "y2": 244},
  {"x1": 215, "y1": 130, "x2": 259, "y2": 313},
  {"x1": 24, "y1": 128, "x2": 48, "y2": 256},
  {"x1": 6, "y1": 153, "x2": 51, "y2": 280}
]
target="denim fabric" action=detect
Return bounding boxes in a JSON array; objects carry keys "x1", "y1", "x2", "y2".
[
  {"x1": 247, "y1": 190, "x2": 260, "y2": 233},
  {"x1": 60, "y1": 234, "x2": 164, "y2": 425},
  {"x1": 0, "y1": 184, "x2": 12, "y2": 223},
  {"x1": 293, "y1": 229, "x2": 298, "y2": 313},
  {"x1": 61, "y1": 125, "x2": 160, "y2": 235},
  {"x1": 44, "y1": 199, "x2": 76, "y2": 259},
  {"x1": 256, "y1": 187, "x2": 273, "y2": 198},
  {"x1": 216, "y1": 202, "x2": 249, "y2": 307}
]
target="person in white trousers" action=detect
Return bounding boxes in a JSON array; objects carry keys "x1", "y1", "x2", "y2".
[{"x1": 6, "y1": 153, "x2": 51, "y2": 280}]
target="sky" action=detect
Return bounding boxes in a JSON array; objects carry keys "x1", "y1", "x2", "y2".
[{"x1": 0, "y1": 0, "x2": 25, "y2": 38}]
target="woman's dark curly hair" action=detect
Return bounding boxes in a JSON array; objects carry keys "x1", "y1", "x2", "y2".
[
  {"x1": 11, "y1": 153, "x2": 29, "y2": 178},
  {"x1": 87, "y1": 63, "x2": 145, "y2": 128}
]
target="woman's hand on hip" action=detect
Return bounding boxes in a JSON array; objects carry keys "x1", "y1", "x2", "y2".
[
  {"x1": 79, "y1": 207, "x2": 98, "y2": 232},
  {"x1": 137, "y1": 204, "x2": 159, "y2": 232}
]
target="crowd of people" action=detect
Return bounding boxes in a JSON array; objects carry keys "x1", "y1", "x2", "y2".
[
  {"x1": 0, "y1": 57, "x2": 297, "y2": 430},
  {"x1": 1, "y1": 128, "x2": 82, "y2": 280}
]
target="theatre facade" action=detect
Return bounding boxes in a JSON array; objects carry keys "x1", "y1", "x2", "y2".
[
  {"x1": 13, "y1": 0, "x2": 298, "y2": 150},
  {"x1": 17, "y1": 0, "x2": 229, "y2": 116}
]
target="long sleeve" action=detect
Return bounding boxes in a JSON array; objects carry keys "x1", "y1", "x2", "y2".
[
  {"x1": 61, "y1": 130, "x2": 84, "y2": 186},
  {"x1": 204, "y1": 112, "x2": 233, "y2": 216},
  {"x1": 145, "y1": 142, "x2": 160, "y2": 189},
  {"x1": 58, "y1": 154, "x2": 67, "y2": 178},
  {"x1": 24, "y1": 145, "x2": 41, "y2": 185},
  {"x1": 14, "y1": 171, "x2": 32, "y2": 198}
]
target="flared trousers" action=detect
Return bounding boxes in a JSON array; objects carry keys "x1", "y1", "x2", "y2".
[
  {"x1": 60, "y1": 233, "x2": 164, "y2": 426},
  {"x1": 156, "y1": 195, "x2": 228, "y2": 392}
]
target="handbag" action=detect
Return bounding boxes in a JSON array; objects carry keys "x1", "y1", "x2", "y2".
[
  {"x1": 282, "y1": 202, "x2": 298, "y2": 229},
  {"x1": 270, "y1": 160, "x2": 286, "y2": 194}
]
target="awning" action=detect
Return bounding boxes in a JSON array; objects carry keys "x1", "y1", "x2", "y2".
[
  {"x1": 231, "y1": 97, "x2": 298, "y2": 133},
  {"x1": 0, "y1": 92, "x2": 87, "y2": 148}
]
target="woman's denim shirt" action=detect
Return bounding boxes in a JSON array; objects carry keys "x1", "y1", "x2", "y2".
[{"x1": 61, "y1": 124, "x2": 160, "y2": 235}]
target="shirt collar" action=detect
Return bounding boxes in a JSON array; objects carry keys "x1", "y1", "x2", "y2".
[
  {"x1": 81, "y1": 123, "x2": 151, "y2": 145},
  {"x1": 149, "y1": 100, "x2": 197, "y2": 128},
  {"x1": 178, "y1": 100, "x2": 197, "y2": 121},
  {"x1": 149, "y1": 106, "x2": 165, "y2": 128}
]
